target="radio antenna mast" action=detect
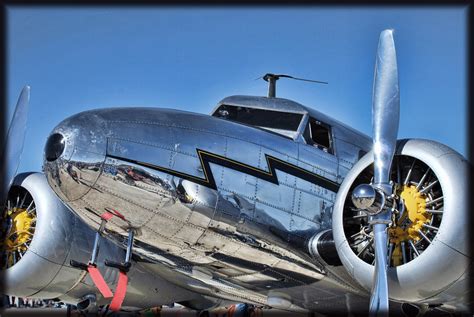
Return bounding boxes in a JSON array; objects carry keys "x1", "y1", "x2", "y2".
[{"x1": 261, "y1": 73, "x2": 328, "y2": 98}]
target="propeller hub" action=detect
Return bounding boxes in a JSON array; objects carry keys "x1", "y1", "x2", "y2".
[
  {"x1": 352, "y1": 184, "x2": 376, "y2": 209},
  {"x1": 351, "y1": 184, "x2": 386, "y2": 215}
]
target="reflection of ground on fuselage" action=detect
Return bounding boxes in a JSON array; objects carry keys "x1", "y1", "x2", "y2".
[
  {"x1": 110, "y1": 164, "x2": 170, "y2": 191},
  {"x1": 66, "y1": 163, "x2": 79, "y2": 183}
]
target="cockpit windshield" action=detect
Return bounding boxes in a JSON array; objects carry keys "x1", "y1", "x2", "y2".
[{"x1": 212, "y1": 104, "x2": 303, "y2": 139}]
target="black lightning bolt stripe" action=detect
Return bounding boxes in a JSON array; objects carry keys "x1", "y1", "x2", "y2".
[{"x1": 107, "y1": 149, "x2": 340, "y2": 192}]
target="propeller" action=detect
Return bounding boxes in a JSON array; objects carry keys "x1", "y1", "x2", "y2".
[
  {"x1": 1, "y1": 86, "x2": 30, "y2": 207},
  {"x1": 351, "y1": 29, "x2": 400, "y2": 316}
]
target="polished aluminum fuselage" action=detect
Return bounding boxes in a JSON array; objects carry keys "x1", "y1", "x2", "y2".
[
  {"x1": 6, "y1": 173, "x2": 215, "y2": 310},
  {"x1": 43, "y1": 96, "x2": 382, "y2": 313}
]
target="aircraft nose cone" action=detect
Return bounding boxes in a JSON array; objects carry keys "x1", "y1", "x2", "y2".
[{"x1": 43, "y1": 111, "x2": 107, "y2": 202}]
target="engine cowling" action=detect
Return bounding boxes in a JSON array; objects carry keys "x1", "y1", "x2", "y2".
[{"x1": 332, "y1": 139, "x2": 470, "y2": 309}]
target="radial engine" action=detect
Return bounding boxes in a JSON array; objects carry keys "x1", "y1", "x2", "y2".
[{"x1": 332, "y1": 139, "x2": 470, "y2": 310}]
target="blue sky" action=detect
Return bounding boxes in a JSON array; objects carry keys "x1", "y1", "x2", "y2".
[{"x1": 7, "y1": 6, "x2": 467, "y2": 173}]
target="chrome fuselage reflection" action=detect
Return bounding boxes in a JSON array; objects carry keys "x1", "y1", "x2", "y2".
[{"x1": 43, "y1": 96, "x2": 372, "y2": 313}]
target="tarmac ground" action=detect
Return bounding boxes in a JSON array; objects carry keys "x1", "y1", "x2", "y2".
[{"x1": 1, "y1": 305, "x2": 309, "y2": 317}]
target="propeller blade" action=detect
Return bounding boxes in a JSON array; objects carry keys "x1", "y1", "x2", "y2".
[
  {"x1": 369, "y1": 223, "x2": 390, "y2": 315},
  {"x1": 1, "y1": 86, "x2": 30, "y2": 205},
  {"x1": 368, "y1": 30, "x2": 400, "y2": 316},
  {"x1": 372, "y1": 29, "x2": 400, "y2": 189}
]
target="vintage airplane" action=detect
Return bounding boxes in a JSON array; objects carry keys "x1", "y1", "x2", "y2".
[{"x1": 1, "y1": 30, "x2": 470, "y2": 316}]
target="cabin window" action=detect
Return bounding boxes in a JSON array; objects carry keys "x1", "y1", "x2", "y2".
[
  {"x1": 212, "y1": 104, "x2": 303, "y2": 139},
  {"x1": 303, "y1": 118, "x2": 334, "y2": 154}
]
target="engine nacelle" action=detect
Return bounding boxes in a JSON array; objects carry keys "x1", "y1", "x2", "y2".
[
  {"x1": 332, "y1": 139, "x2": 470, "y2": 310},
  {"x1": 1, "y1": 172, "x2": 208, "y2": 309}
]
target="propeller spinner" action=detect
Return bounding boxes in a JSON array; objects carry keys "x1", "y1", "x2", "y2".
[{"x1": 351, "y1": 29, "x2": 400, "y2": 315}]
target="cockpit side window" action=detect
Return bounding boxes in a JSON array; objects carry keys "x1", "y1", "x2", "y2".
[
  {"x1": 212, "y1": 104, "x2": 304, "y2": 139},
  {"x1": 303, "y1": 117, "x2": 334, "y2": 154}
]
